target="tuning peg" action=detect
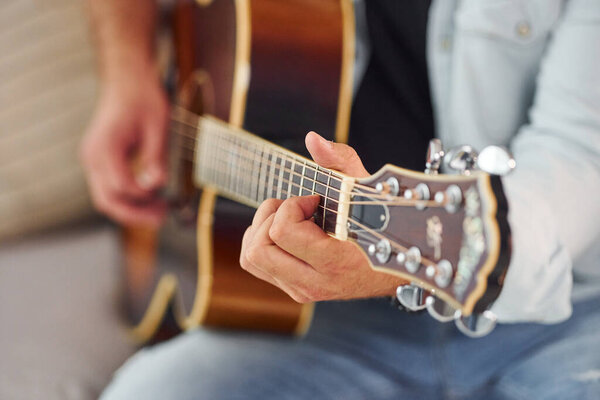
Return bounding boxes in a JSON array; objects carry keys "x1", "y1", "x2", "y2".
[
  {"x1": 425, "y1": 139, "x2": 445, "y2": 175},
  {"x1": 395, "y1": 284, "x2": 427, "y2": 311},
  {"x1": 425, "y1": 296, "x2": 458, "y2": 322},
  {"x1": 476, "y1": 146, "x2": 516, "y2": 176},
  {"x1": 443, "y1": 145, "x2": 479, "y2": 175},
  {"x1": 455, "y1": 310, "x2": 497, "y2": 338}
]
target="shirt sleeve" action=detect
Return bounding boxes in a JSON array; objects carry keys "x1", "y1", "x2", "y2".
[{"x1": 491, "y1": 0, "x2": 600, "y2": 323}]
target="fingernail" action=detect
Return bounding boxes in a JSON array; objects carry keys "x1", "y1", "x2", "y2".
[
  {"x1": 137, "y1": 171, "x2": 153, "y2": 189},
  {"x1": 138, "y1": 165, "x2": 162, "y2": 189}
]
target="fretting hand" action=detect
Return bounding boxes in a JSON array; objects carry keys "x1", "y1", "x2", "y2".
[{"x1": 239, "y1": 132, "x2": 408, "y2": 302}]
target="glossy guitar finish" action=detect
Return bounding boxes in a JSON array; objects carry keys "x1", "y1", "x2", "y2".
[
  {"x1": 123, "y1": 0, "x2": 512, "y2": 344},
  {"x1": 123, "y1": 0, "x2": 356, "y2": 343}
]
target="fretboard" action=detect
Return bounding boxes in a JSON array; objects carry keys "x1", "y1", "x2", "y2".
[{"x1": 193, "y1": 116, "x2": 344, "y2": 235}]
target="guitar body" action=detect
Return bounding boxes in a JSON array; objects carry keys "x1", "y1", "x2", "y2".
[{"x1": 123, "y1": 0, "x2": 356, "y2": 343}]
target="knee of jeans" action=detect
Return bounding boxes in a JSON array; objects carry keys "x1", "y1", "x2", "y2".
[{"x1": 99, "y1": 349, "x2": 154, "y2": 400}]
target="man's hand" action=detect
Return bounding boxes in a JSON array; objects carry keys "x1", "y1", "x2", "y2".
[
  {"x1": 239, "y1": 132, "x2": 408, "y2": 302},
  {"x1": 80, "y1": 71, "x2": 169, "y2": 226},
  {"x1": 82, "y1": 0, "x2": 167, "y2": 226}
]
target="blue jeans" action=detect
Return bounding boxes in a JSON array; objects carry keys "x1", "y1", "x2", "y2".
[{"x1": 101, "y1": 297, "x2": 600, "y2": 400}]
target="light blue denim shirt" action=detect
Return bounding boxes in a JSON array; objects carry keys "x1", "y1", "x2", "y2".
[{"x1": 357, "y1": 0, "x2": 600, "y2": 324}]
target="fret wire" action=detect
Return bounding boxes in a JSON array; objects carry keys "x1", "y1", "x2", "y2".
[
  {"x1": 235, "y1": 137, "x2": 243, "y2": 196},
  {"x1": 197, "y1": 135, "x2": 344, "y2": 203},
  {"x1": 205, "y1": 149, "x2": 436, "y2": 216},
  {"x1": 253, "y1": 146, "x2": 263, "y2": 203},
  {"x1": 257, "y1": 146, "x2": 266, "y2": 203},
  {"x1": 277, "y1": 157, "x2": 285, "y2": 199},
  {"x1": 190, "y1": 124, "x2": 428, "y2": 208},
  {"x1": 170, "y1": 115, "x2": 367, "y2": 194},
  {"x1": 324, "y1": 169, "x2": 332, "y2": 230},
  {"x1": 209, "y1": 130, "x2": 219, "y2": 185},
  {"x1": 300, "y1": 161, "x2": 307, "y2": 196},
  {"x1": 287, "y1": 159, "x2": 295, "y2": 199},
  {"x1": 228, "y1": 135, "x2": 237, "y2": 194},
  {"x1": 174, "y1": 117, "x2": 445, "y2": 210},
  {"x1": 177, "y1": 120, "x2": 348, "y2": 191},
  {"x1": 248, "y1": 142, "x2": 258, "y2": 200},
  {"x1": 266, "y1": 149, "x2": 275, "y2": 200},
  {"x1": 312, "y1": 164, "x2": 318, "y2": 195},
  {"x1": 179, "y1": 124, "x2": 343, "y2": 203}
]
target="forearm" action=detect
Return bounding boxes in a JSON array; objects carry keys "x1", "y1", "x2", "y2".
[{"x1": 87, "y1": 0, "x2": 158, "y2": 86}]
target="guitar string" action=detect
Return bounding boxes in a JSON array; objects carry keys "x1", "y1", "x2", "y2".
[
  {"x1": 173, "y1": 123, "x2": 447, "y2": 208},
  {"x1": 169, "y1": 115, "x2": 441, "y2": 270},
  {"x1": 170, "y1": 120, "x2": 447, "y2": 207},
  {"x1": 168, "y1": 110, "x2": 387, "y2": 196},
  {"x1": 171, "y1": 123, "x2": 446, "y2": 209},
  {"x1": 171, "y1": 119, "x2": 425, "y2": 202}
]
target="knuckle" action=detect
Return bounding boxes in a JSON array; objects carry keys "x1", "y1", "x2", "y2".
[
  {"x1": 289, "y1": 291, "x2": 310, "y2": 304},
  {"x1": 245, "y1": 245, "x2": 262, "y2": 266},
  {"x1": 239, "y1": 255, "x2": 249, "y2": 270},
  {"x1": 262, "y1": 198, "x2": 281, "y2": 212},
  {"x1": 268, "y1": 221, "x2": 285, "y2": 243}
]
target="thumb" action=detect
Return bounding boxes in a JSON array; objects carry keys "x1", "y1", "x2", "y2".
[{"x1": 305, "y1": 131, "x2": 369, "y2": 178}]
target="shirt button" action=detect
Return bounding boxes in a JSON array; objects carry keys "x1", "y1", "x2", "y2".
[
  {"x1": 440, "y1": 36, "x2": 452, "y2": 50},
  {"x1": 516, "y1": 21, "x2": 531, "y2": 38}
]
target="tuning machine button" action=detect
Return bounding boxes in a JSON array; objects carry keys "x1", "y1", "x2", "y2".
[
  {"x1": 455, "y1": 310, "x2": 497, "y2": 338},
  {"x1": 425, "y1": 139, "x2": 445, "y2": 175},
  {"x1": 396, "y1": 284, "x2": 427, "y2": 311},
  {"x1": 477, "y1": 146, "x2": 516, "y2": 176},
  {"x1": 443, "y1": 144, "x2": 516, "y2": 177},
  {"x1": 426, "y1": 296, "x2": 458, "y2": 322},
  {"x1": 443, "y1": 145, "x2": 478, "y2": 175},
  {"x1": 404, "y1": 246, "x2": 422, "y2": 273}
]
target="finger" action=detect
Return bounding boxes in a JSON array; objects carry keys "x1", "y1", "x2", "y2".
[
  {"x1": 90, "y1": 177, "x2": 166, "y2": 226},
  {"x1": 252, "y1": 198, "x2": 284, "y2": 227},
  {"x1": 269, "y1": 196, "x2": 363, "y2": 271},
  {"x1": 240, "y1": 225, "x2": 279, "y2": 287},
  {"x1": 240, "y1": 223, "x2": 309, "y2": 301},
  {"x1": 100, "y1": 145, "x2": 153, "y2": 200},
  {"x1": 246, "y1": 214, "x2": 319, "y2": 291},
  {"x1": 305, "y1": 131, "x2": 369, "y2": 178}
]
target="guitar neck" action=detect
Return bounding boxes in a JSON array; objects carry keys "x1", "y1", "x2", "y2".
[{"x1": 193, "y1": 116, "x2": 349, "y2": 236}]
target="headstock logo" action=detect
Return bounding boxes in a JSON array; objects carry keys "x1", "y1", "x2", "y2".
[{"x1": 427, "y1": 216, "x2": 443, "y2": 260}]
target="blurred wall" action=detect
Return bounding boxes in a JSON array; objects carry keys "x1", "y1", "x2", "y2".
[{"x1": 0, "y1": 0, "x2": 97, "y2": 241}]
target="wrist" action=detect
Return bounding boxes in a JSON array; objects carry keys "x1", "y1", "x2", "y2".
[{"x1": 100, "y1": 54, "x2": 161, "y2": 93}]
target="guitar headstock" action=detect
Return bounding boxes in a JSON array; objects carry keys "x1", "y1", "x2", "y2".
[{"x1": 346, "y1": 161, "x2": 511, "y2": 329}]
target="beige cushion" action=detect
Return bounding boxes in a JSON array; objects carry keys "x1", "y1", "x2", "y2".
[{"x1": 0, "y1": 0, "x2": 97, "y2": 240}]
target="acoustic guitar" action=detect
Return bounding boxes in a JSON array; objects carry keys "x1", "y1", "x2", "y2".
[{"x1": 122, "y1": 0, "x2": 511, "y2": 344}]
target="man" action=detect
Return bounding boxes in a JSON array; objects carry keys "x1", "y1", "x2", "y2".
[{"x1": 81, "y1": 0, "x2": 600, "y2": 399}]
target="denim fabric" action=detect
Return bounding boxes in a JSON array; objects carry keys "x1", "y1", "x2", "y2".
[{"x1": 101, "y1": 297, "x2": 600, "y2": 400}]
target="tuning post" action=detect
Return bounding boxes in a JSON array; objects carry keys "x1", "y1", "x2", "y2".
[
  {"x1": 396, "y1": 252, "x2": 406, "y2": 265},
  {"x1": 368, "y1": 239, "x2": 392, "y2": 263},
  {"x1": 404, "y1": 183, "x2": 430, "y2": 210},
  {"x1": 434, "y1": 184, "x2": 462, "y2": 213},
  {"x1": 404, "y1": 246, "x2": 422, "y2": 273},
  {"x1": 375, "y1": 177, "x2": 400, "y2": 196},
  {"x1": 435, "y1": 260, "x2": 453, "y2": 288}
]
